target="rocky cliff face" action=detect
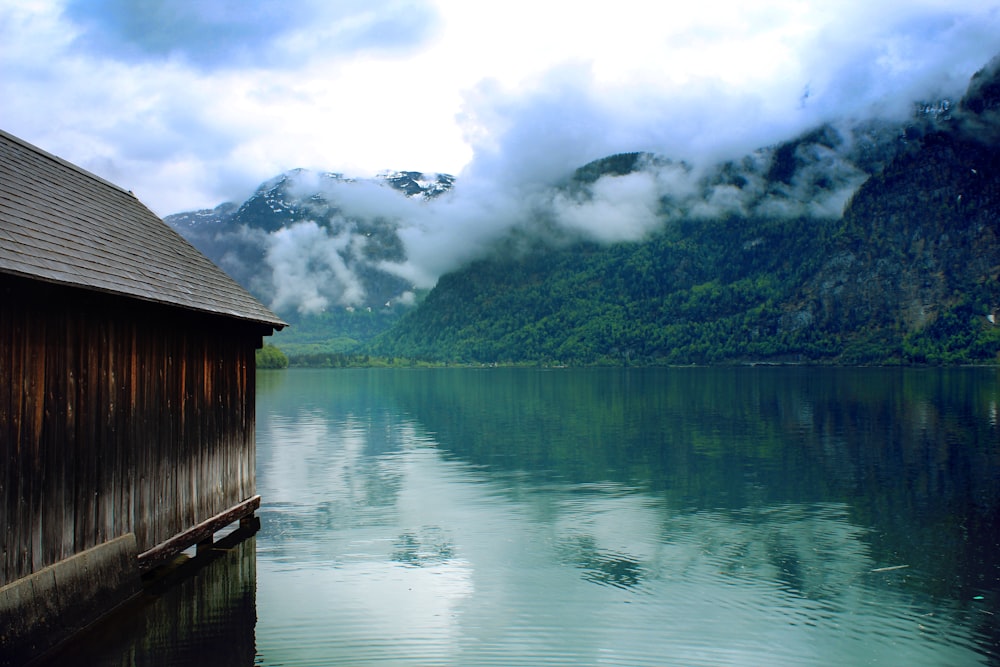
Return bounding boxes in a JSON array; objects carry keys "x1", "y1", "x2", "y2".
[{"x1": 793, "y1": 58, "x2": 1000, "y2": 339}]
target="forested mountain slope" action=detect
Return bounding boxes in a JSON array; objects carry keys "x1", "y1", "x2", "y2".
[
  {"x1": 369, "y1": 215, "x2": 832, "y2": 364},
  {"x1": 371, "y1": 59, "x2": 1000, "y2": 365}
]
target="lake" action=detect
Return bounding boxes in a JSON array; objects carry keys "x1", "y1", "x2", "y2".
[{"x1": 40, "y1": 367, "x2": 1000, "y2": 665}]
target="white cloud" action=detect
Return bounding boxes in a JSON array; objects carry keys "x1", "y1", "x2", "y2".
[
  {"x1": 266, "y1": 221, "x2": 368, "y2": 314},
  {"x1": 1, "y1": 0, "x2": 998, "y2": 225},
  {"x1": 553, "y1": 172, "x2": 663, "y2": 243}
]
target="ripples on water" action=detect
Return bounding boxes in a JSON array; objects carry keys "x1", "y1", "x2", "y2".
[
  {"x1": 37, "y1": 368, "x2": 1000, "y2": 666},
  {"x1": 254, "y1": 456, "x2": 987, "y2": 666}
]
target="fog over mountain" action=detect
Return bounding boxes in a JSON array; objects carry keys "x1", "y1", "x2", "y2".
[
  {"x1": 392, "y1": 45, "x2": 994, "y2": 292},
  {"x1": 168, "y1": 56, "x2": 979, "y2": 319}
]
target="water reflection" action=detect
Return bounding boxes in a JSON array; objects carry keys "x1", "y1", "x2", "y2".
[
  {"x1": 392, "y1": 527, "x2": 457, "y2": 566},
  {"x1": 42, "y1": 368, "x2": 998, "y2": 665},
  {"x1": 35, "y1": 528, "x2": 258, "y2": 666},
  {"x1": 251, "y1": 368, "x2": 999, "y2": 666}
]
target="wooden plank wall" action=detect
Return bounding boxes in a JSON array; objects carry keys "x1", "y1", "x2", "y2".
[{"x1": 1, "y1": 276, "x2": 262, "y2": 586}]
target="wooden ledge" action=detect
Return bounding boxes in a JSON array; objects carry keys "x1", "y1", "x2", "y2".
[{"x1": 137, "y1": 495, "x2": 261, "y2": 572}]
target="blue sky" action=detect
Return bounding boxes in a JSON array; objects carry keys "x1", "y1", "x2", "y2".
[{"x1": 2, "y1": 0, "x2": 999, "y2": 216}]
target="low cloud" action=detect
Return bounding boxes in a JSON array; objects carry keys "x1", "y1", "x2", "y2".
[
  {"x1": 253, "y1": 116, "x2": 902, "y2": 315},
  {"x1": 266, "y1": 220, "x2": 367, "y2": 315},
  {"x1": 552, "y1": 171, "x2": 663, "y2": 243},
  {"x1": 254, "y1": 27, "x2": 998, "y2": 316}
]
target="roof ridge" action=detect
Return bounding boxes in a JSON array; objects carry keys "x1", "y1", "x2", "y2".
[
  {"x1": 0, "y1": 128, "x2": 286, "y2": 330},
  {"x1": 0, "y1": 128, "x2": 138, "y2": 201}
]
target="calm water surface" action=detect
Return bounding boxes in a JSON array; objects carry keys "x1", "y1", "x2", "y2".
[{"x1": 44, "y1": 367, "x2": 1000, "y2": 665}]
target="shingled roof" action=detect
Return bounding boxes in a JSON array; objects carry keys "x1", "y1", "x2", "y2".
[{"x1": 0, "y1": 129, "x2": 284, "y2": 329}]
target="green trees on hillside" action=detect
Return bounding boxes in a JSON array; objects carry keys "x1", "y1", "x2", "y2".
[
  {"x1": 371, "y1": 215, "x2": 832, "y2": 365},
  {"x1": 902, "y1": 299, "x2": 1000, "y2": 364},
  {"x1": 256, "y1": 343, "x2": 289, "y2": 369},
  {"x1": 369, "y1": 197, "x2": 1000, "y2": 365},
  {"x1": 267, "y1": 304, "x2": 410, "y2": 364}
]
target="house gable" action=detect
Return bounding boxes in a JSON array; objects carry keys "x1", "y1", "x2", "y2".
[{"x1": 0, "y1": 129, "x2": 284, "y2": 330}]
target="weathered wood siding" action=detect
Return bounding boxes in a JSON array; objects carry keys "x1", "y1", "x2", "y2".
[{"x1": 1, "y1": 275, "x2": 262, "y2": 586}]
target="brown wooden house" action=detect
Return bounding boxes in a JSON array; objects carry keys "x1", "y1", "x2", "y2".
[{"x1": 0, "y1": 129, "x2": 285, "y2": 661}]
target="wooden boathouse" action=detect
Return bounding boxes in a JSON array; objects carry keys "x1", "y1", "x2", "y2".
[{"x1": 0, "y1": 129, "x2": 285, "y2": 662}]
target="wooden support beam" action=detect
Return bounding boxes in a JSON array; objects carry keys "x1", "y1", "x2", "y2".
[{"x1": 137, "y1": 495, "x2": 260, "y2": 572}]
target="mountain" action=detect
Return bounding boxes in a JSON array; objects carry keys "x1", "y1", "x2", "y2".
[
  {"x1": 371, "y1": 58, "x2": 1000, "y2": 365},
  {"x1": 167, "y1": 56, "x2": 1000, "y2": 366},
  {"x1": 787, "y1": 56, "x2": 1000, "y2": 363},
  {"x1": 165, "y1": 168, "x2": 454, "y2": 357}
]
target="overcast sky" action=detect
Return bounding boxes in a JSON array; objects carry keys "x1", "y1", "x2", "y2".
[{"x1": 3, "y1": 0, "x2": 1000, "y2": 217}]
